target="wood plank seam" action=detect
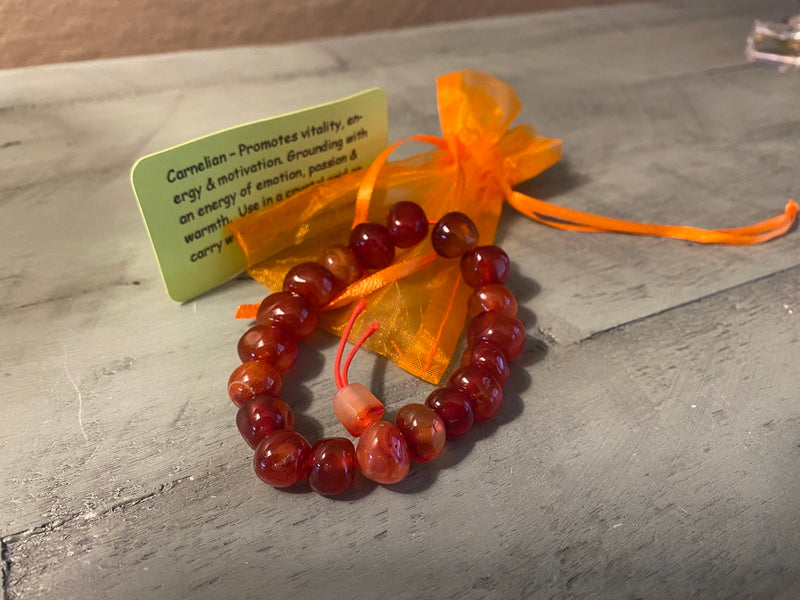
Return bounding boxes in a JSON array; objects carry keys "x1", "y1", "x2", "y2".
[
  {"x1": 1, "y1": 475, "x2": 193, "y2": 546},
  {"x1": 1, "y1": 538, "x2": 9, "y2": 600},
  {"x1": 579, "y1": 262, "x2": 800, "y2": 344},
  {"x1": 2, "y1": 266, "x2": 796, "y2": 550}
]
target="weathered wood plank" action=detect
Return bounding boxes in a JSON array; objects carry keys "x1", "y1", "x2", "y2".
[
  {"x1": 1, "y1": 0, "x2": 798, "y2": 588},
  {"x1": 6, "y1": 263, "x2": 799, "y2": 600}
]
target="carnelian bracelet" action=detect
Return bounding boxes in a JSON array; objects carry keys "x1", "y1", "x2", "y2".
[{"x1": 227, "y1": 201, "x2": 525, "y2": 495}]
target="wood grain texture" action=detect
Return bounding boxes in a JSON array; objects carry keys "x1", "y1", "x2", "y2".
[
  {"x1": 1, "y1": 0, "x2": 799, "y2": 598},
  {"x1": 5, "y1": 264, "x2": 800, "y2": 600}
]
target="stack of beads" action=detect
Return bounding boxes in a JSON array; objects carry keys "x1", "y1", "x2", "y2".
[{"x1": 227, "y1": 201, "x2": 525, "y2": 495}]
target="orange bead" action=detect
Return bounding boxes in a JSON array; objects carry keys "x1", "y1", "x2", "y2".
[
  {"x1": 356, "y1": 421, "x2": 411, "y2": 484},
  {"x1": 227, "y1": 361, "x2": 282, "y2": 407},
  {"x1": 237, "y1": 324, "x2": 298, "y2": 373},
  {"x1": 256, "y1": 291, "x2": 318, "y2": 339},
  {"x1": 395, "y1": 403, "x2": 446, "y2": 463},
  {"x1": 319, "y1": 244, "x2": 363, "y2": 288},
  {"x1": 282, "y1": 262, "x2": 336, "y2": 308},
  {"x1": 332, "y1": 382, "x2": 385, "y2": 437}
]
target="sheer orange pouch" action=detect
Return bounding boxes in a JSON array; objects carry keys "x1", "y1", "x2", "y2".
[{"x1": 230, "y1": 70, "x2": 796, "y2": 384}]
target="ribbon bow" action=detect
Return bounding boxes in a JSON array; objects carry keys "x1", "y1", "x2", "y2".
[{"x1": 230, "y1": 70, "x2": 797, "y2": 384}]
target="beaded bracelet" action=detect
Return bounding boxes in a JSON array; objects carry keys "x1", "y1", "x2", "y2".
[{"x1": 227, "y1": 201, "x2": 525, "y2": 495}]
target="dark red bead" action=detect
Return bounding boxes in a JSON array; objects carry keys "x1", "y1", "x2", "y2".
[
  {"x1": 227, "y1": 361, "x2": 282, "y2": 407},
  {"x1": 467, "y1": 283, "x2": 518, "y2": 318},
  {"x1": 386, "y1": 201, "x2": 428, "y2": 248},
  {"x1": 425, "y1": 388, "x2": 474, "y2": 439},
  {"x1": 282, "y1": 262, "x2": 336, "y2": 308},
  {"x1": 237, "y1": 324, "x2": 298, "y2": 373},
  {"x1": 308, "y1": 437, "x2": 357, "y2": 495},
  {"x1": 349, "y1": 222, "x2": 395, "y2": 269},
  {"x1": 254, "y1": 430, "x2": 311, "y2": 488},
  {"x1": 448, "y1": 365, "x2": 503, "y2": 421},
  {"x1": 431, "y1": 212, "x2": 479, "y2": 258},
  {"x1": 236, "y1": 395, "x2": 294, "y2": 449},
  {"x1": 256, "y1": 291, "x2": 318, "y2": 339},
  {"x1": 461, "y1": 341, "x2": 510, "y2": 384},
  {"x1": 318, "y1": 244, "x2": 363, "y2": 288},
  {"x1": 468, "y1": 312, "x2": 526, "y2": 360},
  {"x1": 460, "y1": 245, "x2": 510, "y2": 288}
]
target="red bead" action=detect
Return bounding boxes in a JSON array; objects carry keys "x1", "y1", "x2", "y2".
[
  {"x1": 319, "y1": 244, "x2": 363, "y2": 288},
  {"x1": 386, "y1": 201, "x2": 428, "y2": 248},
  {"x1": 468, "y1": 312, "x2": 526, "y2": 360},
  {"x1": 448, "y1": 365, "x2": 503, "y2": 421},
  {"x1": 356, "y1": 421, "x2": 411, "y2": 484},
  {"x1": 308, "y1": 437, "x2": 357, "y2": 495},
  {"x1": 256, "y1": 291, "x2": 318, "y2": 339},
  {"x1": 461, "y1": 341, "x2": 510, "y2": 384},
  {"x1": 431, "y1": 212, "x2": 479, "y2": 258},
  {"x1": 282, "y1": 262, "x2": 336, "y2": 308},
  {"x1": 253, "y1": 430, "x2": 311, "y2": 488},
  {"x1": 236, "y1": 395, "x2": 294, "y2": 449},
  {"x1": 425, "y1": 388, "x2": 474, "y2": 439},
  {"x1": 237, "y1": 324, "x2": 298, "y2": 373},
  {"x1": 467, "y1": 283, "x2": 518, "y2": 318},
  {"x1": 460, "y1": 245, "x2": 510, "y2": 288},
  {"x1": 349, "y1": 222, "x2": 395, "y2": 269},
  {"x1": 227, "y1": 361, "x2": 282, "y2": 407},
  {"x1": 395, "y1": 403, "x2": 446, "y2": 463}
]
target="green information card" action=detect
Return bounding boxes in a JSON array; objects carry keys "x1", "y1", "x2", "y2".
[{"x1": 131, "y1": 88, "x2": 388, "y2": 302}]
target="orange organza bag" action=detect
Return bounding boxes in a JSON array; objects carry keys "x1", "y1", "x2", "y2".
[{"x1": 230, "y1": 70, "x2": 796, "y2": 384}]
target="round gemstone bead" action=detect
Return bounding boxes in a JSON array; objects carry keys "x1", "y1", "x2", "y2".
[
  {"x1": 308, "y1": 437, "x2": 357, "y2": 495},
  {"x1": 468, "y1": 312, "x2": 526, "y2": 360},
  {"x1": 236, "y1": 395, "x2": 294, "y2": 449},
  {"x1": 349, "y1": 222, "x2": 395, "y2": 269},
  {"x1": 256, "y1": 291, "x2": 318, "y2": 339},
  {"x1": 448, "y1": 364, "x2": 503, "y2": 421},
  {"x1": 282, "y1": 262, "x2": 336, "y2": 308},
  {"x1": 386, "y1": 201, "x2": 428, "y2": 248},
  {"x1": 254, "y1": 430, "x2": 311, "y2": 488},
  {"x1": 460, "y1": 245, "x2": 510, "y2": 288},
  {"x1": 227, "y1": 361, "x2": 282, "y2": 407},
  {"x1": 461, "y1": 340, "x2": 510, "y2": 384},
  {"x1": 395, "y1": 403, "x2": 446, "y2": 463},
  {"x1": 425, "y1": 388, "x2": 474, "y2": 439},
  {"x1": 356, "y1": 421, "x2": 411, "y2": 484},
  {"x1": 467, "y1": 283, "x2": 518, "y2": 318},
  {"x1": 431, "y1": 212, "x2": 479, "y2": 258},
  {"x1": 237, "y1": 324, "x2": 298, "y2": 373},
  {"x1": 318, "y1": 244, "x2": 363, "y2": 288}
]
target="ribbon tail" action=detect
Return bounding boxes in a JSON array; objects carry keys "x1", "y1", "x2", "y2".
[
  {"x1": 506, "y1": 191, "x2": 798, "y2": 245},
  {"x1": 353, "y1": 135, "x2": 450, "y2": 226},
  {"x1": 237, "y1": 252, "x2": 440, "y2": 318},
  {"x1": 235, "y1": 303, "x2": 260, "y2": 319},
  {"x1": 325, "y1": 251, "x2": 439, "y2": 311}
]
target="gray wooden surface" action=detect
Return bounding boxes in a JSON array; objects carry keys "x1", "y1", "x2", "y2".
[{"x1": 2, "y1": 1, "x2": 799, "y2": 598}]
